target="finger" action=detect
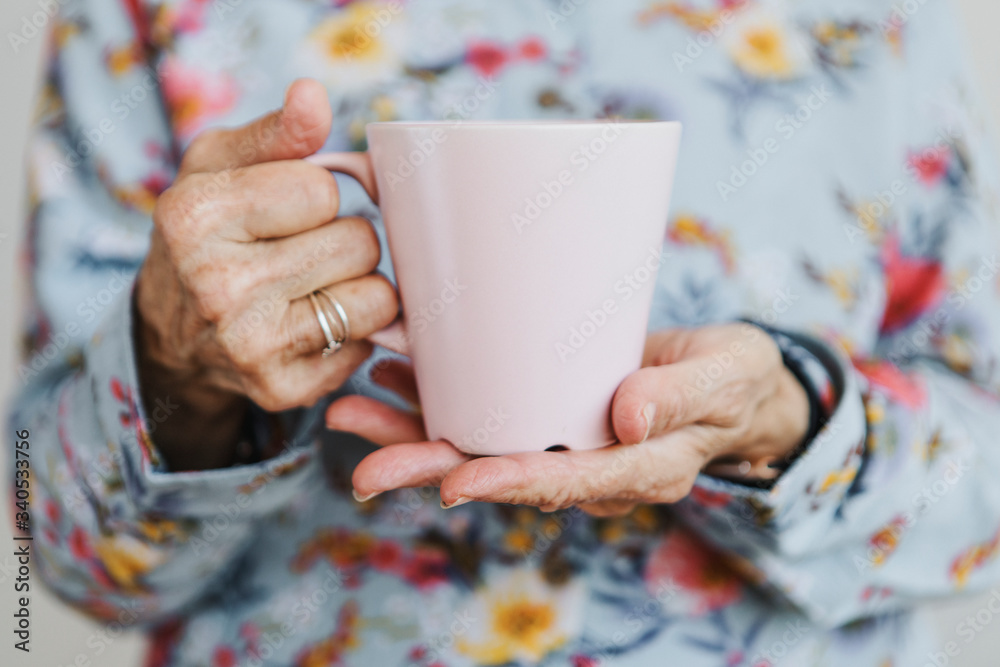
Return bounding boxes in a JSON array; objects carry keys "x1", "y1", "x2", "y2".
[
  {"x1": 369, "y1": 359, "x2": 419, "y2": 406},
  {"x1": 243, "y1": 340, "x2": 373, "y2": 413},
  {"x1": 325, "y1": 395, "x2": 426, "y2": 445},
  {"x1": 641, "y1": 328, "x2": 696, "y2": 367},
  {"x1": 179, "y1": 79, "x2": 332, "y2": 176},
  {"x1": 177, "y1": 160, "x2": 342, "y2": 242},
  {"x1": 352, "y1": 442, "x2": 472, "y2": 499},
  {"x1": 271, "y1": 217, "x2": 381, "y2": 299},
  {"x1": 577, "y1": 500, "x2": 639, "y2": 518},
  {"x1": 612, "y1": 360, "x2": 717, "y2": 445},
  {"x1": 283, "y1": 273, "x2": 398, "y2": 359},
  {"x1": 439, "y1": 434, "x2": 708, "y2": 509}
]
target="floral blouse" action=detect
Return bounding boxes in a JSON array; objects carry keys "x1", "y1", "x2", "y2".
[{"x1": 11, "y1": 0, "x2": 1000, "y2": 665}]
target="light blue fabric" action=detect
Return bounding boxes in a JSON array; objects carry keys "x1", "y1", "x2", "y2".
[{"x1": 11, "y1": 1, "x2": 1000, "y2": 665}]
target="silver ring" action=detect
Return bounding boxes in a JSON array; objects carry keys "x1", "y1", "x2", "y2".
[
  {"x1": 317, "y1": 289, "x2": 351, "y2": 343},
  {"x1": 309, "y1": 292, "x2": 343, "y2": 357}
]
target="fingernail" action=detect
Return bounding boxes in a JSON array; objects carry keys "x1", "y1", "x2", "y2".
[
  {"x1": 440, "y1": 496, "x2": 471, "y2": 510},
  {"x1": 641, "y1": 403, "x2": 656, "y2": 442},
  {"x1": 352, "y1": 489, "x2": 381, "y2": 503}
]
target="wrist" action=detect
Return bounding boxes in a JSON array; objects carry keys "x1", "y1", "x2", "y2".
[
  {"x1": 704, "y1": 321, "x2": 830, "y2": 485},
  {"x1": 133, "y1": 285, "x2": 249, "y2": 471}
]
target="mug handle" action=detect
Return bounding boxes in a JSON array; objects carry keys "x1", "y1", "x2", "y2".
[{"x1": 306, "y1": 151, "x2": 411, "y2": 356}]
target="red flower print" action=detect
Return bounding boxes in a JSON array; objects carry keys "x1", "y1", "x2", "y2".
[
  {"x1": 369, "y1": 539, "x2": 403, "y2": 572},
  {"x1": 69, "y1": 526, "x2": 94, "y2": 560},
  {"x1": 399, "y1": 549, "x2": 450, "y2": 590},
  {"x1": 239, "y1": 622, "x2": 260, "y2": 654},
  {"x1": 853, "y1": 359, "x2": 927, "y2": 409},
  {"x1": 572, "y1": 656, "x2": 598, "y2": 667},
  {"x1": 466, "y1": 40, "x2": 509, "y2": 78},
  {"x1": 878, "y1": 233, "x2": 945, "y2": 334},
  {"x1": 516, "y1": 36, "x2": 547, "y2": 62},
  {"x1": 144, "y1": 619, "x2": 185, "y2": 667},
  {"x1": 44, "y1": 499, "x2": 60, "y2": 523},
  {"x1": 644, "y1": 529, "x2": 742, "y2": 614},
  {"x1": 110, "y1": 377, "x2": 127, "y2": 403},
  {"x1": 908, "y1": 147, "x2": 951, "y2": 187},
  {"x1": 690, "y1": 486, "x2": 732, "y2": 509},
  {"x1": 89, "y1": 563, "x2": 116, "y2": 590},
  {"x1": 160, "y1": 57, "x2": 239, "y2": 140},
  {"x1": 212, "y1": 646, "x2": 237, "y2": 667}
]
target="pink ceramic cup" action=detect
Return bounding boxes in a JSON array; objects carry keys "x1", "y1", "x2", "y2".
[{"x1": 309, "y1": 120, "x2": 681, "y2": 456}]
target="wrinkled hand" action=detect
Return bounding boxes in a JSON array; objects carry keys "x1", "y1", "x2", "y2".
[
  {"x1": 326, "y1": 323, "x2": 809, "y2": 516},
  {"x1": 136, "y1": 79, "x2": 397, "y2": 470}
]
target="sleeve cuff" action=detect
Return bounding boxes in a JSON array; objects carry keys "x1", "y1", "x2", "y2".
[
  {"x1": 680, "y1": 332, "x2": 868, "y2": 542},
  {"x1": 86, "y1": 284, "x2": 319, "y2": 520}
]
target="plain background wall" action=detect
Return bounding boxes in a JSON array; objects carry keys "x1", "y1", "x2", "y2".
[{"x1": 2, "y1": 1, "x2": 1000, "y2": 665}]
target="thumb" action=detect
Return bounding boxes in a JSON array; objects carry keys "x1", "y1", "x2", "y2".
[{"x1": 179, "y1": 78, "x2": 332, "y2": 175}]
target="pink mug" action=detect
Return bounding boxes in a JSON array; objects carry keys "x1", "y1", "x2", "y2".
[{"x1": 309, "y1": 120, "x2": 682, "y2": 455}]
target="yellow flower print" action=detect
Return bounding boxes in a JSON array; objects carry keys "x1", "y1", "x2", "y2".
[
  {"x1": 504, "y1": 527, "x2": 535, "y2": 554},
  {"x1": 94, "y1": 534, "x2": 164, "y2": 592},
  {"x1": 725, "y1": 9, "x2": 811, "y2": 80},
  {"x1": 950, "y1": 526, "x2": 1000, "y2": 589},
  {"x1": 312, "y1": 5, "x2": 386, "y2": 63},
  {"x1": 456, "y1": 569, "x2": 585, "y2": 665},
  {"x1": 816, "y1": 467, "x2": 858, "y2": 495},
  {"x1": 298, "y1": 2, "x2": 405, "y2": 92}
]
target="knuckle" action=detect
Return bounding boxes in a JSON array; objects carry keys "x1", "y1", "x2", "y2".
[
  {"x1": 180, "y1": 128, "x2": 227, "y2": 172},
  {"x1": 341, "y1": 217, "x2": 382, "y2": 272},
  {"x1": 649, "y1": 475, "x2": 696, "y2": 505},
  {"x1": 187, "y1": 262, "x2": 253, "y2": 323},
  {"x1": 155, "y1": 177, "x2": 225, "y2": 243},
  {"x1": 712, "y1": 378, "x2": 753, "y2": 425},
  {"x1": 224, "y1": 333, "x2": 267, "y2": 371},
  {"x1": 364, "y1": 274, "x2": 400, "y2": 326},
  {"x1": 300, "y1": 167, "x2": 340, "y2": 219},
  {"x1": 249, "y1": 372, "x2": 299, "y2": 413}
]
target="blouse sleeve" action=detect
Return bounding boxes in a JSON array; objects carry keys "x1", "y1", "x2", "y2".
[
  {"x1": 8, "y1": 0, "x2": 316, "y2": 624},
  {"x1": 680, "y1": 0, "x2": 1000, "y2": 628}
]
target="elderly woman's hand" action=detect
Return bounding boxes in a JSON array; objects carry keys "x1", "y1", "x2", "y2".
[
  {"x1": 326, "y1": 323, "x2": 810, "y2": 516},
  {"x1": 136, "y1": 79, "x2": 398, "y2": 470}
]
